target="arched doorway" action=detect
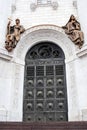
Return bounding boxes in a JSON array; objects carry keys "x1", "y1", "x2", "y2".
[{"x1": 23, "y1": 41, "x2": 68, "y2": 122}]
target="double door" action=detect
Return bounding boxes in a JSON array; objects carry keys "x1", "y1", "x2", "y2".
[{"x1": 23, "y1": 58, "x2": 68, "y2": 122}]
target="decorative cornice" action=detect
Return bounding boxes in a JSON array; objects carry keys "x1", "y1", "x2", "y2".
[
  {"x1": 0, "y1": 47, "x2": 13, "y2": 61},
  {"x1": 76, "y1": 44, "x2": 87, "y2": 57},
  {"x1": 0, "y1": 47, "x2": 25, "y2": 65}
]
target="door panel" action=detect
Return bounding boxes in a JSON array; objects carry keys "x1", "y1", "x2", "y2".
[{"x1": 23, "y1": 42, "x2": 68, "y2": 122}]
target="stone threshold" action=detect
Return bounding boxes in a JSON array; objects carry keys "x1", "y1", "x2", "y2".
[{"x1": 0, "y1": 121, "x2": 87, "y2": 130}]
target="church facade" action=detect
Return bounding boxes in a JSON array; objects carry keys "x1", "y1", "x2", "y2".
[{"x1": 0, "y1": 0, "x2": 87, "y2": 122}]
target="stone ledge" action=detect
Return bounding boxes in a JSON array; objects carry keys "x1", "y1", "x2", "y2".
[
  {"x1": 12, "y1": 57, "x2": 25, "y2": 66},
  {"x1": 76, "y1": 44, "x2": 87, "y2": 57},
  {"x1": 0, "y1": 47, "x2": 13, "y2": 61}
]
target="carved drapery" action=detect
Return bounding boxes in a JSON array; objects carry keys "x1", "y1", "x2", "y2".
[
  {"x1": 62, "y1": 15, "x2": 84, "y2": 49},
  {"x1": 5, "y1": 19, "x2": 25, "y2": 52}
]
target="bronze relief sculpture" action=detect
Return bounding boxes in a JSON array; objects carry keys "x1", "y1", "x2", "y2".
[
  {"x1": 62, "y1": 15, "x2": 84, "y2": 48},
  {"x1": 5, "y1": 19, "x2": 25, "y2": 52},
  {"x1": 5, "y1": 15, "x2": 84, "y2": 52}
]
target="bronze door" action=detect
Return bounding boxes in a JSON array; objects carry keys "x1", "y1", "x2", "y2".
[{"x1": 23, "y1": 42, "x2": 68, "y2": 122}]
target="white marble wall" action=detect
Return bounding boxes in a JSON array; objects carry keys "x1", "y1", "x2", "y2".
[
  {"x1": 77, "y1": 0, "x2": 87, "y2": 44},
  {"x1": 0, "y1": 59, "x2": 13, "y2": 121},
  {"x1": 74, "y1": 56, "x2": 87, "y2": 120},
  {"x1": 0, "y1": 0, "x2": 12, "y2": 48}
]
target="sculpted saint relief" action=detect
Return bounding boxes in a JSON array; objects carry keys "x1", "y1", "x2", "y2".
[
  {"x1": 5, "y1": 15, "x2": 84, "y2": 52},
  {"x1": 5, "y1": 19, "x2": 25, "y2": 52},
  {"x1": 62, "y1": 15, "x2": 84, "y2": 49}
]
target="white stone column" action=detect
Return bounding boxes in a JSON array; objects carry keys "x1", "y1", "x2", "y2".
[
  {"x1": 0, "y1": 0, "x2": 12, "y2": 48},
  {"x1": 77, "y1": 0, "x2": 87, "y2": 45}
]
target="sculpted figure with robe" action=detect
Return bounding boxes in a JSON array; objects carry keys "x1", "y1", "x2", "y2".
[
  {"x1": 5, "y1": 19, "x2": 25, "y2": 52},
  {"x1": 62, "y1": 15, "x2": 84, "y2": 48}
]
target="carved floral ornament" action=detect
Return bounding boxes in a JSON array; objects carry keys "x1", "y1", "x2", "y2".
[
  {"x1": 5, "y1": 15, "x2": 84, "y2": 52},
  {"x1": 30, "y1": 0, "x2": 77, "y2": 11},
  {"x1": 30, "y1": 1, "x2": 58, "y2": 11}
]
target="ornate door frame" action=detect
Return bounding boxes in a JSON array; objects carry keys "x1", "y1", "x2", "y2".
[{"x1": 9, "y1": 25, "x2": 79, "y2": 121}]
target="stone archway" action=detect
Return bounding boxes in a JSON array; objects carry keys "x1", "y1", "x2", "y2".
[
  {"x1": 15, "y1": 25, "x2": 75, "y2": 61},
  {"x1": 10, "y1": 25, "x2": 79, "y2": 121}
]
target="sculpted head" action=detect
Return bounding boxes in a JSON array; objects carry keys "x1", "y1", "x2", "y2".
[
  {"x1": 15, "y1": 18, "x2": 20, "y2": 25},
  {"x1": 70, "y1": 15, "x2": 76, "y2": 22}
]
